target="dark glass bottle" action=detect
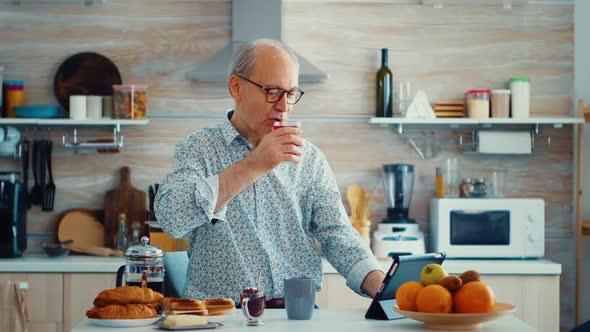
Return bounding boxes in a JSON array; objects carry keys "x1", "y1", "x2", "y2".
[{"x1": 376, "y1": 48, "x2": 393, "y2": 117}]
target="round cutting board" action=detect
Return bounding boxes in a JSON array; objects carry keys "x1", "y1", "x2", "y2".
[
  {"x1": 53, "y1": 52, "x2": 122, "y2": 112},
  {"x1": 58, "y1": 210, "x2": 105, "y2": 248}
]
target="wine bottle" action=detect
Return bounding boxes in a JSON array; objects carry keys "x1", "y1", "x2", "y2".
[{"x1": 376, "y1": 48, "x2": 393, "y2": 117}]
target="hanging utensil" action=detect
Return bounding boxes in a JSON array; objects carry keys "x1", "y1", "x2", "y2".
[
  {"x1": 42, "y1": 139, "x2": 55, "y2": 211},
  {"x1": 29, "y1": 140, "x2": 42, "y2": 205},
  {"x1": 21, "y1": 139, "x2": 30, "y2": 209}
]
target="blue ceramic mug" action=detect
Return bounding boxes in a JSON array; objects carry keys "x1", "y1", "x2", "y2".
[{"x1": 284, "y1": 277, "x2": 315, "y2": 320}]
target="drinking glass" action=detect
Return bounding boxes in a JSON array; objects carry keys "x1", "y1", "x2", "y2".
[
  {"x1": 272, "y1": 121, "x2": 301, "y2": 131},
  {"x1": 443, "y1": 158, "x2": 459, "y2": 197},
  {"x1": 240, "y1": 289, "x2": 266, "y2": 326},
  {"x1": 491, "y1": 171, "x2": 506, "y2": 197},
  {"x1": 395, "y1": 82, "x2": 413, "y2": 116}
]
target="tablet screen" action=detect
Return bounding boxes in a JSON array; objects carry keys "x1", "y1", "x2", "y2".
[
  {"x1": 366, "y1": 252, "x2": 446, "y2": 320},
  {"x1": 376, "y1": 252, "x2": 446, "y2": 301}
]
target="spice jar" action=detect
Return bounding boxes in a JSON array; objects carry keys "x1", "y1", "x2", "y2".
[
  {"x1": 113, "y1": 84, "x2": 148, "y2": 119},
  {"x1": 490, "y1": 89, "x2": 510, "y2": 118},
  {"x1": 459, "y1": 178, "x2": 473, "y2": 198},
  {"x1": 465, "y1": 90, "x2": 490, "y2": 119},
  {"x1": 510, "y1": 77, "x2": 530, "y2": 118},
  {"x1": 4, "y1": 81, "x2": 24, "y2": 118}
]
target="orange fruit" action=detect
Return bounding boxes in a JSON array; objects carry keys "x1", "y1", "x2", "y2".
[
  {"x1": 415, "y1": 284, "x2": 453, "y2": 313},
  {"x1": 395, "y1": 281, "x2": 424, "y2": 311},
  {"x1": 453, "y1": 281, "x2": 496, "y2": 313}
]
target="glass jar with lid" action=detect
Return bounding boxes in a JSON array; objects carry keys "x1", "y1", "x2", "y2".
[
  {"x1": 465, "y1": 90, "x2": 490, "y2": 119},
  {"x1": 116, "y1": 236, "x2": 165, "y2": 294}
]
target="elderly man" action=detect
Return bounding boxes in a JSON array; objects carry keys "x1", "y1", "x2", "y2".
[{"x1": 155, "y1": 38, "x2": 384, "y2": 306}]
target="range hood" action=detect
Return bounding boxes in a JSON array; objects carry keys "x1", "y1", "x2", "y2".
[{"x1": 187, "y1": 0, "x2": 328, "y2": 83}]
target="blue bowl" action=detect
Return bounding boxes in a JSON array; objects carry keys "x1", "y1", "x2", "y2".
[{"x1": 14, "y1": 105, "x2": 66, "y2": 119}]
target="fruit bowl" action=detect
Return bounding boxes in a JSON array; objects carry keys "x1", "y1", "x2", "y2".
[{"x1": 393, "y1": 302, "x2": 516, "y2": 330}]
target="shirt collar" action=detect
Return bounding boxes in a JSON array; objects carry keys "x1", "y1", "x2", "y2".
[{"x1": 220, "y1": 110, "x2": 244, "y2": 144}]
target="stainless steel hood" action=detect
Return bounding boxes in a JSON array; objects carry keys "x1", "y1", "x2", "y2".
[{"x1": 187, "y1": 0, "x2": 328, "y2": 83}]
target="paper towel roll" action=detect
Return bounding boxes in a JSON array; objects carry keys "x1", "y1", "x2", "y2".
[
  {"x1": 477, "y1": 131, "x2": 532, "y2": 154},
  {"x1": 69, "y1": 95, "x2": 87, "y2": 120},
  {"x1": 87, "y1": 96, "x2": 102, "y2": 119}
]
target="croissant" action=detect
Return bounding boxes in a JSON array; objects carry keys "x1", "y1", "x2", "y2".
[
  {"x1": 86, "y1": 304, "x2": 159, "y2": 319},
  {"x1": 93, "y1": 286, "x2": 164, "y2": 307}
]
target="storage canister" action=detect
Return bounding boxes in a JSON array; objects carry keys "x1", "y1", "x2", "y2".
[
  {"x1": 4, "y1": 81, "x2": 25, "y2": 118},
  {"x1": 465, "y1": 89, "x2": 490, "y2": 119},
  {"x1": 510, "y1": 77, "x2": 530, "y2": 118},
  {"x1": 490, "y1": 89, "x2": 510, "y2": 118},
  {"x1": 113, "y1": 84, "x2": 148, "y2": 119}
]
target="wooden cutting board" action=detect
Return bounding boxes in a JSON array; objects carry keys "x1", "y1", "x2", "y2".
[
  {"x1": 58, "y1": 209, "x2": 105, "y2": 247},
  {"x1": 103, "y1": 166, "x2": 148, "y2": 248}
]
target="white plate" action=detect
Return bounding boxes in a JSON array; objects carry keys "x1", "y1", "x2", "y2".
[
  {"x1": 156, "y1": 321, "x2": 219, "y2": 330},
  {"x1": 88, "y1": 317, "x2": 162, "y2": 327}
]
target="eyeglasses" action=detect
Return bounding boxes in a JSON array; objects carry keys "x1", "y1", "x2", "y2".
[{"x1": 237, "y1": 76, "x2": 304, "y2": 105}]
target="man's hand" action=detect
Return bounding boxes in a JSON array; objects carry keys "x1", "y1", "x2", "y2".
[
  {"x1": 361, "y1": 270, "x2": 386, "y2": 298},
  {"x1": 247, "y1": 127, "x2": 304, "y2": 173}
]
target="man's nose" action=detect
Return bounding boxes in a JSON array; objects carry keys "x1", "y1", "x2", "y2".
[{"x1": 275, "y1": 92, "x2": 290, "y2": 112}]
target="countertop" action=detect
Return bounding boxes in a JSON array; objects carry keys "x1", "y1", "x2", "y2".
[
  {"x1": 71, "y1": 309, "x2": 536, "y2": 332},
  {"x1": 0, "y1": 255, "x2": 561, "y2": 275}
]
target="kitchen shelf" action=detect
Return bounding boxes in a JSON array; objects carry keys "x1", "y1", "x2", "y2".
[
  {"x1": 0, "y1": 118, "x2": 149, "y2": 127},
  {"x1": 369, "y1": 116, "x2": 583, "y2": 134},
  {"x1": 0, "y1": 118, "x2": 149, "y2": 152},
  {"x1": 369, "y1": 117, "x2": 584, "y2": 125}
]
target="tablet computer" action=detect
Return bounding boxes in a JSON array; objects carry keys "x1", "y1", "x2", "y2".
[{"x1": 365, "y1": 252, "x2": 446, "y2": 320}]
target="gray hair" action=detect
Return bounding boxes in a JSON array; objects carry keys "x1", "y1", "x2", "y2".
[{"x1": 228, "y1": 38, "x2": 299, "y2": 79}]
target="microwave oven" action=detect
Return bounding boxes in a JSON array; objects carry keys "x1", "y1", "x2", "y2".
[{"x1": 430, "y1": 198, "x2": 544, "y2": 259}]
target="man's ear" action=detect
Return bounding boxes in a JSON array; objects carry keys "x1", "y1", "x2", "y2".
[{"x1": 228, "y1": 75, "x2": 241, "y2": 102}]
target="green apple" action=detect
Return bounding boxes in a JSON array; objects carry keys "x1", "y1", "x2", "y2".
[{"x1": 420, "y1": 263, "x2": 448, "y2": 286}]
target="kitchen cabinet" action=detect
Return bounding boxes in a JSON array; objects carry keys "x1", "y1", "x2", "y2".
[
  {"x1": 63, "y1": 273, "x2": 117, "y2": 332},
  {"x1": 0, "y1": 273, "x2": 63, "y2": 332},
  {"x1": 317, "y1": 273, "x2": 559, "y2": 332}
]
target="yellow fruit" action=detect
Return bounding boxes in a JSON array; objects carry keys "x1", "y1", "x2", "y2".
[
  {"x1": 420, "y1": 263, "x2": 448, "y2": 286},
  {"x1": 395, "y1": 281, "x2": 424, "y2": 311},
  {"x1": 415, "y1": 284, "x2": 453, "y2": 313}
]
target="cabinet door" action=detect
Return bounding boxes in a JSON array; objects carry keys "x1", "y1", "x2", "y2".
[
  {"x1": 0, "y1": 273, "x2": 63, "y2": 322},
  {"x1": 316, "y1": 274, "x2": 373, "y2": 309},
  {"x1": 63, "y1": 273, "x2": 117, "y2": 332},
  {"x1": 483, "y1": 275, "x2": 559, "y2": 332},
  {"x1": 28, "y1": 322, "x2": 62, "y2": 332}
]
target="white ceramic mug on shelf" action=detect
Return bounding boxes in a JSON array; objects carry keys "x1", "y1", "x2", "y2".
[{"x1": 69, "y1": 95, "x2": 87, "y2": 120}]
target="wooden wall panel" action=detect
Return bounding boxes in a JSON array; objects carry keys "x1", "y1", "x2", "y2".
[{"x1": 0, "y1": 1, "x2": 576, "y2": 330}]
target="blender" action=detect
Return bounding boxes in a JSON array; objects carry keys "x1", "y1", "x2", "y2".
[{"x1": 372, "y1": 164, "x2": 425, "y2": 258}]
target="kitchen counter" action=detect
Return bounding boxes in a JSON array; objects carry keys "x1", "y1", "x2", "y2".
[
  {"x1": 71, "y1": 309, "x2": 536, "y2": 331},
  {"x1": 0, "y1": 255, "x2": 561, "y2": 275}
]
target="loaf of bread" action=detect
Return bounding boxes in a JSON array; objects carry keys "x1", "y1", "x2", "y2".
[
  {"x1": 93, "y1": 286, "x2": 164, "y2": 307},
  {"x1": 86, "y1": 304, "x2": 159, "y2": 319}
]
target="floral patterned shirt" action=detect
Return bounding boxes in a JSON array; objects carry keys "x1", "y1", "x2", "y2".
[{"x1": 155, "y1": 111, "x2": 381, "y2": 302}]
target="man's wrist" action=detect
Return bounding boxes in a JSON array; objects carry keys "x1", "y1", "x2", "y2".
[{"x1": 361, "y1": 270, "x2": 386, "y2": 298}]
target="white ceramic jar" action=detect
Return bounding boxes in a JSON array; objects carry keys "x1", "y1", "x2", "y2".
[
  {"x1": 510, "y1": 77, "x2": 530, "y2": 118},
  {"x1": 69, "y1": 95, "x2": 87, "y2": 120}
]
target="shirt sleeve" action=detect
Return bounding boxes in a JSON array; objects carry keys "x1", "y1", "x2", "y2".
[
  {"x1": 155, "y1": 135, "x2": 224, "y2": 238},
  {"x1": 195, "y1": 175, "x2": 228, "y2": 222},
  {"x1": 308, "y1": 153, "x2": 383, "y2": 296}
]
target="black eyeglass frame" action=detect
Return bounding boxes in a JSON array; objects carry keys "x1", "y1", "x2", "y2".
[{"x1": 237, "y1": 75, "x2": 304, "y2": 105}]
